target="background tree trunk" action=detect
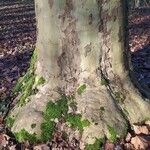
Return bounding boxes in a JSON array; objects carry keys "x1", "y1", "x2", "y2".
[{"x1": 8, "y1": 0, "x2": 150, "y2": 148}]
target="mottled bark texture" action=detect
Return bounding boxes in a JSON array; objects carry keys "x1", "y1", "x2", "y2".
[{"x1": 9, "y1": 0, "x2": 150, "y2": 148}]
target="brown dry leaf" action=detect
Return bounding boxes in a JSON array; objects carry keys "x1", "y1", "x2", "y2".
[
  {"x1": 133, "y1": 125, "x2": 149, "y2": 135},
  {"x1": 131, "y1": 136, "x2": 149, "y2": 150},
  {"x1": 9, "y1": 145, "x2": 16, "y2": 150},
  {"x1": 126, "y1": 133, "x2": 132, "y2": 142},
  {"x1": 145, "y1": 121, "x2": 150, "y2": 131},
  {"x1": 0, "y1": 134, "x2": 9, "y2": 147},
  {"x1": 0, "y1": 134, "x2": 5, "y2": 143},
  {"x1": 124, "y1": 143, "x2": 135, "y2": 150},
  {"x1": 33, "y1": 144, "x2": 50, "y2": 150},
  {"x1": 0, "y1": 116, "x2": 3, "y2": 124},
  {"x1": 104, "y1": 141, "x2": 115, "y2": 150}
]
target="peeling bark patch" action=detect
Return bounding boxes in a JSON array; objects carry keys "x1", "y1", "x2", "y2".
[
  {"x1": 84, "y1": 43, "x2": 92, "y2": 57},
  {"x1": 48, "y1": 0, "x2": 53, "y2": 9}
]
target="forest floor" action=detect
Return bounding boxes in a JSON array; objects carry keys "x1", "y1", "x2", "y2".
[{"x1": 0, "y1": 1, "x2": 150, "y2": 150}]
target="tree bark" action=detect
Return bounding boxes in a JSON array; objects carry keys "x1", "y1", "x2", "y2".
[{"x1": 8, "y1": 0, "x2": 150, "y2": 148}]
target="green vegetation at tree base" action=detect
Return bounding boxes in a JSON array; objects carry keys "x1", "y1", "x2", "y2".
[
  {"x1": 40, "y1": 121, "x2": 55, "y2": 142},
  {"x1": 5, "y1": 116, "x2": 15, "y2": 128},
  {"x1": 35, "y1": 76, "x2": 45, "y2": 86},
  {"x1": 66, "y1": 113, "x2": 90, "y2": 131},
  {"x1": 13, "y1": 95, "x2": 90, "y2": 143},
  {"x1": 77, "y1": 84, "x2": 86, "y2": 95},
  {"x1": 40, "y1": 96, "x2": 68, "y2": 142},
  {"x1": 17, "y1": 76, "x2": 35, "y2": 107},
  {"x1": 101, "y1": 77, "x2": 109, "y2": 86},
  {"x1": 40, "y1": 95, "x2": 90, "y2": 142},
  {"x1": 107, "y1": 125, "x2": 117, "y2": 143},
  {"x1": 114, "y1": 92, "x2": 126, "y2": 103},
  {"x1": 14, "y1": 129, "x2": 37, "y2": 143},
  {"x1": 85, "y1": 138, "x2": 104, "y2": 150},
  {"x1": 12, "y1": 50, "x2": 37, "y2": 94},
  {"x1": 12, "y1": 50, "x2": 45, "y2": 107}
]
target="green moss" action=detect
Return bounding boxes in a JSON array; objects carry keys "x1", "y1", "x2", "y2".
[
  {"x1": 12, "y1": 50, "x2": 45, "y2": 107},
  {"x1": 12, "y1": 71, "x2": 31, "y2": 94},
  {"x1": 13, "y1": 50, "x2": 37, "y2": 94},
  {"x1": 43, "y1": 96, "x2": 68, "y2": 120},
  {"x1": 13, "y1": 95, "x2": 90, "y2": 143},
  {"x1": 114, "y1": 92, "x2": 126, "y2": 103},
  {"x1": 101, "y1": 77, "x2": 109, "y2": 86},
  {"x1": 40, "y1": 121, "x2": 55, "y2": 142},
  {"x1": 77, "y1": 84, "x2": 86, "y2": 95},
  {"x1": 40, "y1": 96, "x2": 90, "y2": 142},
  {"x1": 85, "y1": 138, "x2": 104, "y2": 150},
  {"x1": 107, "y1": 125, "x2": 117, "y2": 143},
  {"x1": 35, "y1": 76, "x2": 45, "y2": 86},
  {"x1": 14, "y1": 129, "x2": 37, "y2": 143},
  {"x1": 56, "y1": 96, "x2": 69, "y2": 116},
  {"x1": 43, "y1": 101, "x2": 62, "y2": 120},
  {"x1": 17, "y1": 76, "x2": 35, "y2": 107},
  {"x1": 5, "y1": 116, "x2": 15, "y2": 128},
  {"x1": 66, "y1": 113, "x2": 90, "y2": 131},
  {"x1": 31, "y1": 123, "x2": 36, "y2": 129},
  {"x1": 40, "y1": 96, "x2": 68, "y2": 142},
  {"x1": 29, "y1": 50, "x2": 37, "y2": 73}
]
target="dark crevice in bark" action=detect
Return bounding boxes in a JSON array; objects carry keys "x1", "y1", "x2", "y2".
[{"x1": 100, "y1": 70, "x2": 131, "y2": 136}]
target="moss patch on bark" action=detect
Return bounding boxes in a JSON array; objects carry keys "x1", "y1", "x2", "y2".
[
  {"x1": 66, "y1": 113, "x2": 90, "y2": 132},
  {"x1": 14, "y1": 129, "x2": 38, "y2": 143},
  {"x1": 40, "y1": 95, "x2": 90, "y2": 142},
  {"x1": 12, "y1": 50, "x2": 45, "y2": 107},
  {"x1": 11, "y1": 95, "x2": 89, "y2": 144},
  {"x1": 5, "y1": 116, "x2": 15, "y2": 128},
  {"x1": 12, "y1": 95, "x2": 90, "y2": 143},
  {"x1": 85, "y1": 138, "x2": 104, "y2": 150},
  {"x1": 77, "y1": 84, "x2": 86, "y2": 95},
  {"x1": 107, "y1": 125, "x2": 117, "y2": 143},
  {"x1": 40, "y1": 95, "x2": 68, "y2": 142}
]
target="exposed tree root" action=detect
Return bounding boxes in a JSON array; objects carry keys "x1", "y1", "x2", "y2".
[
  {"x1": 119, "y1": 78, "x2": 150, "y2": 124},
  {"x1": 9, "y1": 82, "x2": 61, "y2": 136},
  {"x1": 75, "y1": 86, "x2": 127, "y2": 146}
]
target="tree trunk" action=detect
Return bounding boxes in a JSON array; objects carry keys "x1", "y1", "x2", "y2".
[{"x1": 8, "y1": 0, "x2": 150, "y2": 148}]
